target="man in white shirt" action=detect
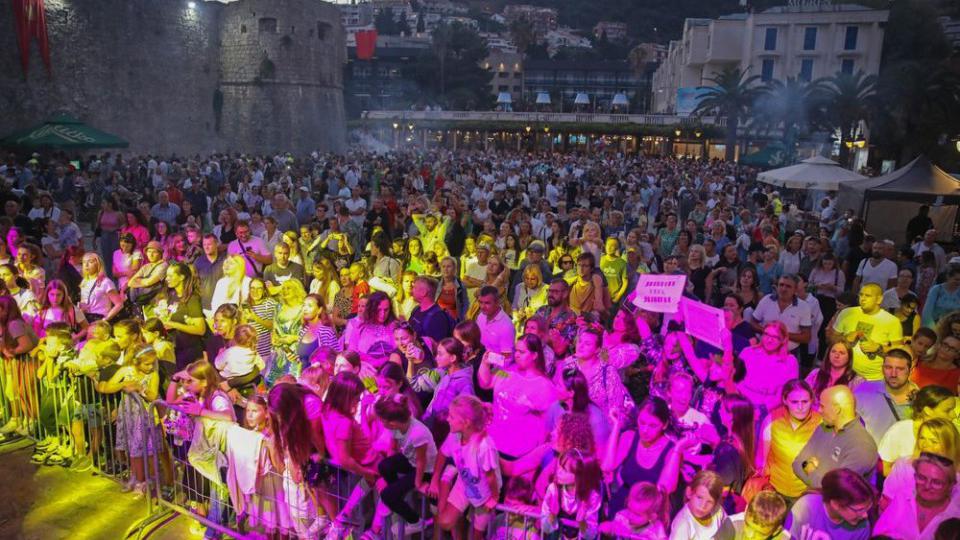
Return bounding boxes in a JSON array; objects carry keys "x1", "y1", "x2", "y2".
[
  {"x1": 853, "y1": 244, "x2": 898, "y2": 292},
  {"x1": 912, "y1": 229, "x2": 947, "y2": 274},
  {"x1": 475, "y1": 286, "x2": 515, "y2": 355},
  {"x1": 344, "y1": 188, "x2": 367, "y2": 226},
  {"x1": 751, "y1": 274, "x2": 813, "y2": 355}
]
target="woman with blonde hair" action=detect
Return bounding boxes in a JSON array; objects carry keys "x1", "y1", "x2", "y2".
[
  {"x1": 208, "y1": 254, "x2": 251, "y2": 320},
  {"x1": 879, "y1": 417, "x2": 960, "y2": 511},
  {"x1": 78, "y1": 252, "x2": 125, "y2": 324},
  {"x1": 266, "y1": 279, "x2": 308, "y2": 384}
]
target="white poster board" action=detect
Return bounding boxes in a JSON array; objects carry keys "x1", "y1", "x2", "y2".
[
  {"x1": 632, "y1": 274, "x2": 686, "y2": 313},
  {"x1": 680, "y1": 297, "x2": 727, "y2": 349}
]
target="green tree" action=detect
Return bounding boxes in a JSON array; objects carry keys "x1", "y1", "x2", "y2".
[
  {"x1": 509, "y1": 18, "x2": 537, "y2": 56},
  {"x1": 871, "y1": 0, "x2": 960, "y2": 164},
  {"x1": 414, "y1": 23, "x2": 493, "y2": 109},
  {"x1": 751, "y1": 77, "x2": 826, "y2": 164},
  {"x1": 416, "y1": 11, "x2": 425, "y2": 34},
  {"x1": 818, "y1": 70, "x2": 878, "y2": 166},
  {"x1": 692, "y1": 66, "x2": 762, "y2": 162}
]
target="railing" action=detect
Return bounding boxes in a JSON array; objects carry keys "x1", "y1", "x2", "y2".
[
  {"x1": 1, "y1": 366, "x2": 651, "y2": 540},
  {"x1": 363, "y1": 110, "x2": 727, "y2": 127}
]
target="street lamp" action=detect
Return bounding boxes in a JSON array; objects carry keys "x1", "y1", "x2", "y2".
[
  {"x1": 695, "y1": 129, "x2": 703, "y2": 138},
  {"x1": 525, "y1": 126, "x2": 532, "y2": 133},
  {"x1": 544, "y1": 126, "x2": 550, "y2": 133},
  {"x1": 392, "y1": 123, "x2": 399, "y2": 130},
  {"x1": 674, "y1": 128, "x2": 682, "y2": 137}
]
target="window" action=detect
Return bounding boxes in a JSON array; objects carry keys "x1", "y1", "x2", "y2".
[
  {"x1": 498, "y1": 85, "x2": 509, "y2": 91},
  {"x1": 761, "y1": 59, "x2": 775, "y2": 81},
  {"x1": 764, "y1": 28, "x2": 777, "y2": 51},
  {"x1": 799, "y1": 59, "x2": 813, "y2": 81},
  {"x1": 841, "y1": 58, "x2": 854, "y2": 74},
  {"x1": 258, "y1": 18, "x2": 277, "y2": 34},
  {"x1": 498, "y1": 71, "x2": 508, "y2": 78},
  {"x1": 514, "y1": 73, "x2": 522, "y2": 79},
  {"x1": 513, "y1": 86, "x2": 522, "y2": 92},
  {"x1": 844, "y1": 26, "x2": 858, "y2": 50},
  {"x1": 803, "y1": 27, "x2": 817, "y2": 51},
  {"x1": 317, "y1": 22, "x2": 331, "y2": 41}
]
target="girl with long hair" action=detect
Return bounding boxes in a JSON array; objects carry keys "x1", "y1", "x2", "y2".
[
  {"x1": 267, "y1": 279, "x2": 308, "y2": 385},
  {"x1": 0, "y1": 295, "x2": 40, "y2": 438},
  {"x1": 15, "y1": 242, "x2": 45, "y2": 300},
  {"x1": 0, "y1": 263, "x2": 38, "y2": 323},
  {"x1": 112, "y1": 233, "x2": 142, "y2": 291},
  {"x1": 347, "y1": 291, "x2": 397, "y2": 369},
  {"x1": 241, "y1": 277, "x2": 278, "y2": 362},
  {"x1": 78, "y1": 252, "x2": 125, "y2": 324},
  {"x1": 34, "y1": 279, "x2": 88, "y2": 340},
  {"x1": 157, "y1": 262, "x2": 206, "y2": 370},
  {"x1": 804, "y1": 341, "x2": 863, "y2": 400}
]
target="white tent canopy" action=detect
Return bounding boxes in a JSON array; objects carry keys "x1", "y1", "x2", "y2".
[
  {"x1": 535, "y1": 92, "x2": 551, "y2": 105},
  {"x1": 496, "y1": 92, "x2": 512, "y2": 104},
  {"x1": 574, "y1": 93, "x2": 590, "y2": 105},
  {"x1": 611, "y1": 93, "x2": 629, "y2": 106},
  {"x1": 757, "y1": 155, "x2": 866, "y2": 191}
]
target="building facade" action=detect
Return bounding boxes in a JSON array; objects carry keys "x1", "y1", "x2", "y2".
[
  {"x1": 344, "y1": 35, "x2": 430, "y2": 117},
  {"x1": 0, "y1": 0, "x2": 347, "y2": 154},
  {"x1": 484, "y1": 50, "x2": 524, "y2": 102},
  {"x1": 651, "y1": 3, "x2": 889, "y2": 114},
  {"x1": 523, "y1": 60, "x2": 646, "y2": 112},
  {"x1": 503, "y1": 5, "x2": 559, "y2": 38},
  {"x1": 594, "y1": 21, "x2": 629, "y2": 42}
]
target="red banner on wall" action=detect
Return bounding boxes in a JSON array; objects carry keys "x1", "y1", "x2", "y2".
[
  {"x1": 355, "y1": 29, "x2": 378, "y2": 60},
  {"x1": 13, "y1": 0, "x2": 52, "y2": 75}
]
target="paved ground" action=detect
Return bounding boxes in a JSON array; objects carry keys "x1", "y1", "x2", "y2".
[{"x1": 0, "y1": 443, "x2": 196, "y2": 540}]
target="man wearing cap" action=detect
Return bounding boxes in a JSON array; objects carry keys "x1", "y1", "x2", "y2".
[{"x1": 463, "y1": 241, "x2": 491, "y2": 302}]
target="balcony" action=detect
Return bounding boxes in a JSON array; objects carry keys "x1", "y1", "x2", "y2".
[{"x1": 362, "y1": 110, "x2": 726, "y2": 127}]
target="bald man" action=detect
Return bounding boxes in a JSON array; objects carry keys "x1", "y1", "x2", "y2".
[
  {"x1": 792, "y1": 386, "x2": 878, "y2": 489},
  {"x1": 830, "y1": 282, "x2": 903, "y2": 381}
]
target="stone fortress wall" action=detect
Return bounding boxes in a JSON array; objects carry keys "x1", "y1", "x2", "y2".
[{"x1": 0, "y1": 0, "x2": 345, "y2": 155}]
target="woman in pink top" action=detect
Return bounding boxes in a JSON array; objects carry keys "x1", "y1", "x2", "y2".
[
  {"x1": 737, "y1": 321, "x2": 799, "y2": 414},
  {"x1": 321, "y1": 371, "x2": 376, "y2": 481},
  {"x1": 477, "y1": 333, "x2": 558, "y2": 459},
  {"x1": 121, "y1": 211, "x2": 150, "y2": 252}
]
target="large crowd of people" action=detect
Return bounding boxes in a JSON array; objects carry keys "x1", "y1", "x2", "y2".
[{"x1": 1, "y1": 148, "x2": 959, "y2": 540}]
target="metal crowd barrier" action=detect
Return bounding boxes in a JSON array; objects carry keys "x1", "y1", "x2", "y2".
[
  {"x1": 0, "y1": 364, "x2": 644, "y2": 540},
  {"x1": 0, "y1": 354, "x2": 146, "y2": 484}
]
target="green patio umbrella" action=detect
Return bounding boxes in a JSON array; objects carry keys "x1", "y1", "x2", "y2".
[{"x1": 1, "y1": 113, "x2": 128, "y2": 149}]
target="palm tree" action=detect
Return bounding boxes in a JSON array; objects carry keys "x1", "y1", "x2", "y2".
[
  {"x1": 750, "y1": 76, "x2": 827, "y2": 164},
  {"x1": 693, "y1": 66, "x2": 762, "y2": 162},
  {"x1": 819, "y1": 70, "x2": 878, "y2": 166}
]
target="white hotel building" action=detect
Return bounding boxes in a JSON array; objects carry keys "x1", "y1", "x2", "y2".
[{"x1": 651, "y1": 3, "x2": 889, "y2": 114}]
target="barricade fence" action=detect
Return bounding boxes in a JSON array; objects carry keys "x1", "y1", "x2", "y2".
[
  {"x1": 0, "y1": 354, "x2": 134, "y2": 483},
  {"x1": 1, "y1": 363, "x2": 647, "y2": 540}
]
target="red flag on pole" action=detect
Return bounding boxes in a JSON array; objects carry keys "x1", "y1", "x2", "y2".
[
  {"x1": 13, "y1": 0, "x2": 52, "y2": 76},
  {"x1": 355, "y1": 29, "x2": 377, "y2": 60}
]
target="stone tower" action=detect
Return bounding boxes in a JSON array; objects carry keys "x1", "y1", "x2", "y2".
[{"x1": 218, "y1": 0, "x2": 346, "y2": 154}]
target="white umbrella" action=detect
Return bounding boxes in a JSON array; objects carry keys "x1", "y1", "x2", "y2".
[
  {"x1": 574, "y1": 93, "x2": 590, "y2": 105},
  {"x1": 535, "y1": 92, "x2": 551, "y2": 105},
  {"x1": 611, "y1": 93, "x2": 629, "y2": 107},
  {"x1": 757, "y1": 155, "x2": 867, "y2": 191},
  {"x1": 496, "y1": 92, "x2": 512, "y2": 104}
]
